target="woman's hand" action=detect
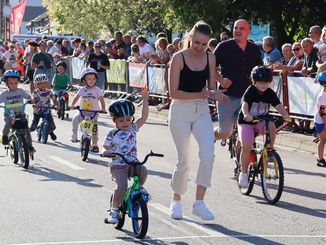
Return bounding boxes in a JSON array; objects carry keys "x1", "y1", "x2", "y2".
[
  {"x1": 244, "y1": 113, "x2": 253, "y2": 122},
  {"x1": 201, "y1": 87, "x2": 210, "y2": 99},
  {"x1": 212, "y1": 89, "x2": 229, "y2": 103}
]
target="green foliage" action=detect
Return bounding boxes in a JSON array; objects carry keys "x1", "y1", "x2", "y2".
[{"x1": 43, "y1": 0, "x2": 326, "y2": 45}]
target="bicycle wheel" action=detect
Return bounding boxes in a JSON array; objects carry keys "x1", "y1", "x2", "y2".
[
  {"x1": 42, "y1": 123, "x2": 49, "y2": 144},
  {"x1": 9, "y1": 139, "x2": 18, "y2": 164},
  {"x1": 81, "y1": 137, "x2": 90, "y2": 161},
  {"x1": 131, "y1": 198, "x2": 148, "y2": 239},
  {"x1": 105, "y1": 194, "x2": 125, "y2": 229},
  {"x1": 60, "y1": 99, "x2": 65, "y2": 120},
  {"x1": 261, "y1": 151, "x2": 284, "y2": 204},
  {"x1": 18, "y1": 135, "x2": 29, "y2": 169},
  {"x1": 37, "y1": 125, "x2": 42, "y2": 142}
]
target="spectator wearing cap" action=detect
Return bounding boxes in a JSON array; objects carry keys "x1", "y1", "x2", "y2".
[
  {"x1": 309, "y1": 25, "x2": 323, "y2": 50},
  {"x1": 301, "y1": 38, "x2": 319, "y2": 76},
  {"x1": 31, "y1": 40, "x2": 55, "y2": 89},
  {"x1": 220, "y1": 32, "x2": 230, "y2": 42},
  {"x1": 2, "y1": 43, "x2": 19, "y2": 71},
  {"x1": 46, "y1": 40, "x2": 54, "y2": 53},
  {"x1": 262, "y1": 36, "x2": 282, "y2": 66},
  {"x1": 86, "y1": 41, "x2": 110, "y2": 90}
]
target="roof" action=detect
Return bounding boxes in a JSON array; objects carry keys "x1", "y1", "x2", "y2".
[{"x1": 22, "y1": 6, "x2": 47, "y2": 22}]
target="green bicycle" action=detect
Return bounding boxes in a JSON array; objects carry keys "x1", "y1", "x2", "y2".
[
  {"x1": 1, "y1": 102, "x2": 34, "y2": 169},
  {"x1": 101, "y1": 151, "x2": 163, "y2": 239}
]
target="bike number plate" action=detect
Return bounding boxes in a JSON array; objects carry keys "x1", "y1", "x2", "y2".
[{"x1": 80, "y1": 120, "x2": 94, "y2": 133}]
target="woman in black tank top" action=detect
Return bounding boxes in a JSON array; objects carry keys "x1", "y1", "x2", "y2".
[{"x1": 168, "y1": 21, "x2": 228, "y2": 221}]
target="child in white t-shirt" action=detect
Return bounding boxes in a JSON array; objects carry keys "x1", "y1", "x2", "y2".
[
  {"x1": 69, "y1": 68, "x2": 106, "y2": 152},
  {"x1": 314, "y1": 71, "x2": 326, "y2": 167},
  {"x1": 103, "y1": 87, "x2": 149, "y2": 224}
]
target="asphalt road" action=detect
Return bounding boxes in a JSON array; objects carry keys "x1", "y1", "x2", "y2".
[{"x1": 0, "y1": 86, "x2": 325, "y2": 245}]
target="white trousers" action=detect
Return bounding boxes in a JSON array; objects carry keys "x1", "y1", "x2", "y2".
[{"x1": 168, "y1": 99, "x2": 215, "y2": 195}]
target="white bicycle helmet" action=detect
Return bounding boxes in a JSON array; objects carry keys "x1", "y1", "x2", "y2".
[
  {"x1": 34, "y1": 74, "x2": 48, "y2": 84},
  {"x1": 80, "y1": 67, "x2": 98, "y2": 81}
]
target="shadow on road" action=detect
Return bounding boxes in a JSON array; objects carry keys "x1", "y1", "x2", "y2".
[
  {"x1": 285, "y1": 167, "x2": 326, "y2": 178},
  {"x1": 115, "y1": 229, "x2": 170, "y2": 244},
  {"x1": 252, "y1": 195, "x2": 326, "y2": 219},
  {"x1": 203, "y1": 223, "x2": 284, "y2": 245},
  {"x1": 27, "y1": 165, "x2": 103, "y2": 188}
]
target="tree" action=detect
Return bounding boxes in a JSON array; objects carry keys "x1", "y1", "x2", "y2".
[
  {"x1": 167, "y1": 0, "x2": 326, "y2": 46},
  {"x1": 43, "y1": 0, "x2": 171, "y2": 38}
]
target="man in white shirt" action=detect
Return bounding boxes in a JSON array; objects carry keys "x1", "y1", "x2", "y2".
[{"x1": 309, "y1": 25, "x2": 323, "y2": 50}]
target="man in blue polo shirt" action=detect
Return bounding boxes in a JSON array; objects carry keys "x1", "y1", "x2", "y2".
[{"x1": 214, "y1": 19, "x2": 263, "y2": 141}]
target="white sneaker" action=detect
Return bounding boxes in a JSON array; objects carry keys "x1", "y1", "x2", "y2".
[
  {"x1": 238, "y1": 172, "x2": 249, "y2": 188},
  {"x1": 170, "y1": 200, "x2": 183, "y2": 219},
  {"x1": 104, "y1": 209, "x2": 119, "y2": 224},
  {"x1": 192, "y1": 201, "x2": 215, "y2": 220}
]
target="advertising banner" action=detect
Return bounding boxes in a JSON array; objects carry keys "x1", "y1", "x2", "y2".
[
  {"x1": 106, "y1": 59, "x2": 126, "y2": 84},
  {"x1": 128, "y1": 63, "x2": 147, "y2": 88},
  {"x1": 147, "y1": 66, "x2": 167, "y2": 95}
]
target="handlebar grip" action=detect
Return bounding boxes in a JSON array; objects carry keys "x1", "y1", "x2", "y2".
[
  {"x1": 151, "y1": 152, "x2": 164, "y2": 157},
  {"x1": 100, "y1": 153, "x2": 116, "y2": 158}
]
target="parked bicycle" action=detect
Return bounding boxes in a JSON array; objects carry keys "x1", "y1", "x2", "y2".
[
  {"x1": 33, "y1": 104, "x2": 56, "y2": 144},
  {"x1": 0, "y1": 102, "x2": 34, "y2": 169},
  {"x1": 233, "y1": 115, "x2": 288, "y2": 204},
  {"x1": 73, "y1": 106, "x2": 105, "y2": 161},
  {"x1": 101, "y1": 151, "x2": 164, "y2": 239}
]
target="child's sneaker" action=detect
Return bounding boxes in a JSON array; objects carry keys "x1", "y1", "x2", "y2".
[
  {"x1": 192, "y1": 200, "x2": 215, "y2": 220},
  {"x1": 50, "y1": 132, "x2": 57, "y2": 141},
  {"x1": 104, "y1": 209, "x2": 119, "y2": 224},
  {"x1": 2, "y1": 135, "x2": 9, "y2": 145},
  {"x1": 170, "y1": 200, "x2": 183, "y2": 219},
  {"x1": 317, "y1": 159, "x2": 326, "y2": 167},
  {"x1": 238, "y1": 172, "x2": 249, "y2": 188}
]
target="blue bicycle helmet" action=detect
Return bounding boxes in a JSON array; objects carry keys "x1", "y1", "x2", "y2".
[
  {"x1": 317, "y1": 71, "x2": 326, "y2": 86},
  {"x1": 251, "y1": 66, "x2": 273, "y2": 82},
  {"x1": 109, "y1": 99, "x2": 135, "y2": 118},
  {"x1": 3, "y1": 70, "x2": 20, "y2": 82}
]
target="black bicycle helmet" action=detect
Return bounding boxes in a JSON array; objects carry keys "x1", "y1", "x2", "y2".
[
  {"x1": 251, "y1": 66, "x2": 273, "y2": 82},
  {"x1": 109, "y1": 99, "x2": 135, "y2": 118},
  {"x1": 3, "y1": 70, "x2": 20, "y2": 82},
  {"x1": 317, "y1": 71, "x2": 326, "y2": 86}
]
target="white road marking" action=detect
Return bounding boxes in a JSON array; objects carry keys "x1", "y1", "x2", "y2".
[
  {"x1": 49, "y1": 156, "x2": 84, "y2": 170},
  {"x1": 149, "y1": 202, "x2": 225, "y2": 237},
  {"x1": 9, "y1": 234, "x2": 326, "y2": 245}
]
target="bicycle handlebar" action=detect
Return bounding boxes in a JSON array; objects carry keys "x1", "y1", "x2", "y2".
[
  {"x1": 100, "y1": 151, "x2": 164, "y2": 165},
  {"x1": 252, "y1": 115, "x2": 291, "y2": 124}
]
